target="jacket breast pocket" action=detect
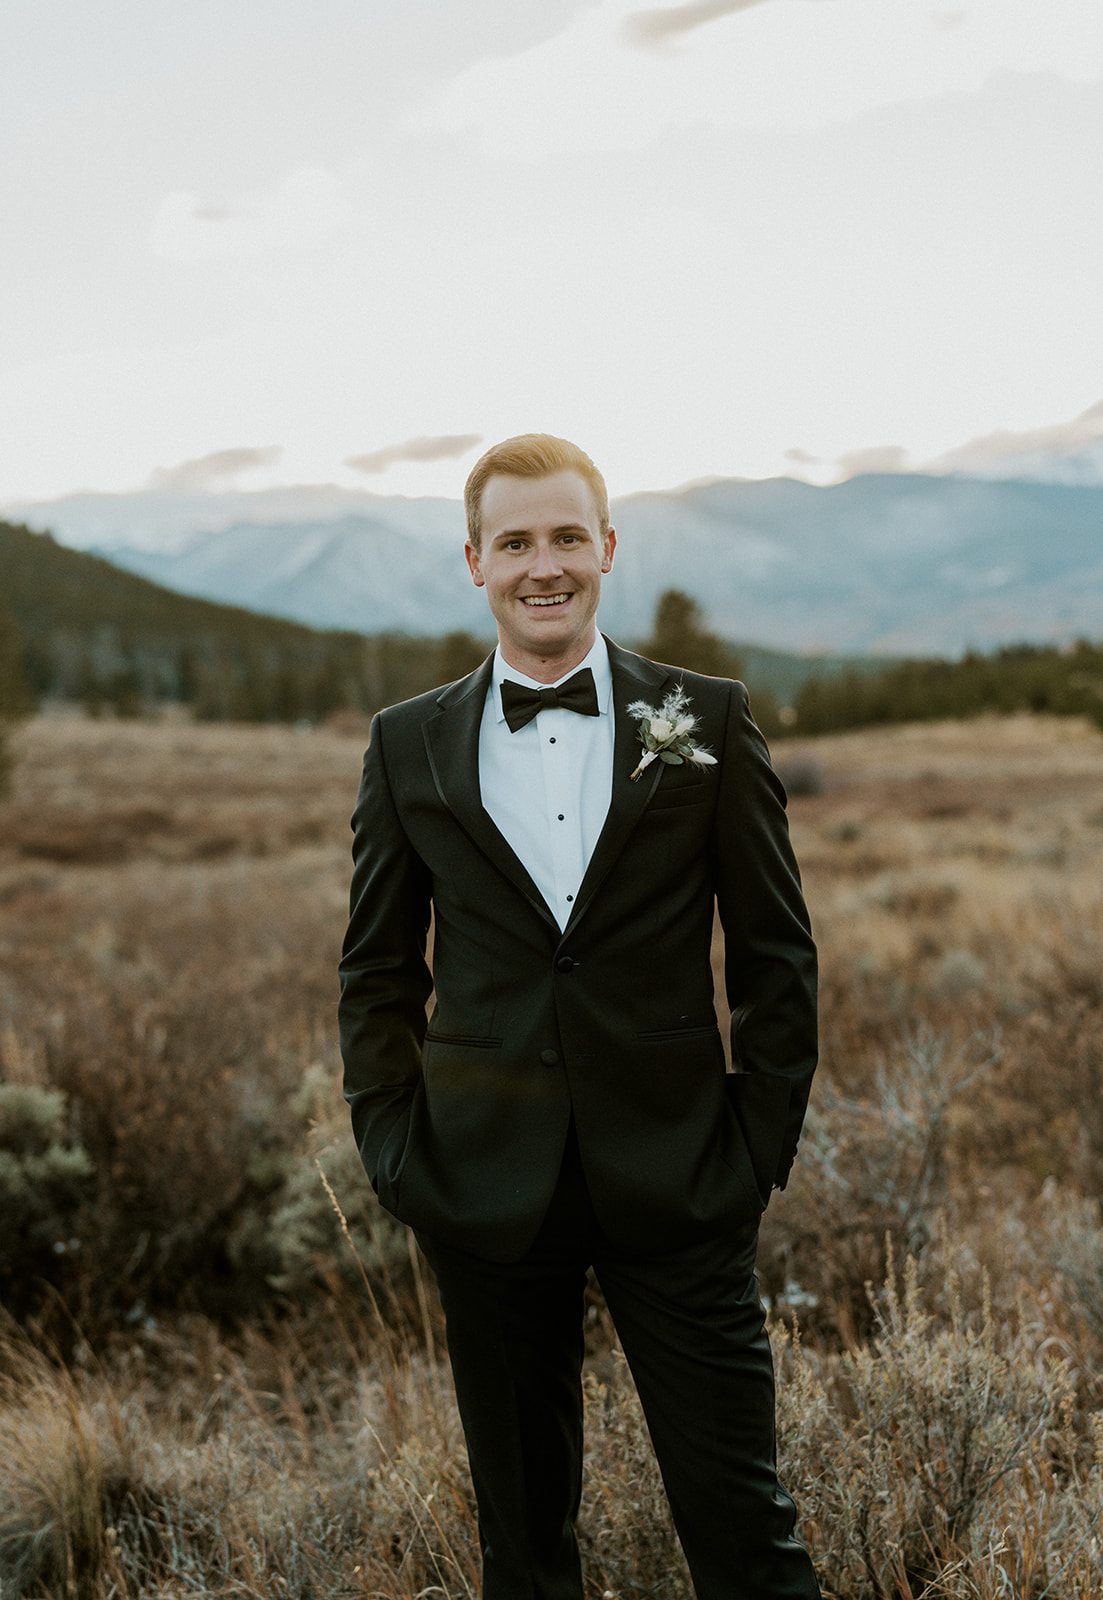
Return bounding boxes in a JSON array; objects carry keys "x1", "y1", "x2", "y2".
[
  {"x1": 646, "y1": 777, "x2": 708, "y2": 811},
  {"x1": 423, "y1": 1030, "x2": 502, "y2": 1049}
]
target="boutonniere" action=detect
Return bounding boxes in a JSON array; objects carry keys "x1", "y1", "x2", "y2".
[{"x1": 627, "y1": 687, "x2": 717, "y2": 782}]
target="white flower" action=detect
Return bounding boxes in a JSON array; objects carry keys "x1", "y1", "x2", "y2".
[{"x1": 627, "y1": 687, "x2": 717, "y2": 782}]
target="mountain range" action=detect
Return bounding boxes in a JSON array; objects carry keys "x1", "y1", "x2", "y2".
[{"x1": 11, "y1": 472, "x2": 1103, "y2": 658}]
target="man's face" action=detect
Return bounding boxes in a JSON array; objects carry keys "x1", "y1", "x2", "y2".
[{"x1": 466, "y1": 469, "x2": 616, "y2": 680}]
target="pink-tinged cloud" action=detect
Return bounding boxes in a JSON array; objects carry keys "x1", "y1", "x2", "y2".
[
  {"x1": 624, "y1": 0, "x2": 769, "y2": 47},
  {"x1": 624, "y1": 0, "x2": 835, "y2": 49},
  {"x1": 345, "y1": 434, "x2": 484, "y2": 475},
  {"x1": 834, "y1": 445, "x2": 912, "y2": 479},
  {"x1": 928, "y1": 399, "x2": 1103, "y2": 475},
  {"x1": 148, "y1": 446, "x2": 283, "y2": 491}
]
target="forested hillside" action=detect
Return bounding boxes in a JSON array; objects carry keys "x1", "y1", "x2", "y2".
[
  {"x1": 1, "y1": 520, "x2": 489, "y2": 720},
  {"x1": 791, "y1": 640, "x2": 1103, "y2": 735}
]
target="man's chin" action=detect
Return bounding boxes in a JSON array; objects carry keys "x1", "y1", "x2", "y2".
[{"x1": 514, "y1": 603, "x2": 575, "y2": 641}]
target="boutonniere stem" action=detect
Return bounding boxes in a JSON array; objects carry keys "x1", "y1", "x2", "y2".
[{"x1": 628, "y1": 687, "x2": 717, "y2": 781}]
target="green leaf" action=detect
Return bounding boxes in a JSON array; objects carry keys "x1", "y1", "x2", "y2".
[{"x1": 659, "y1": 750, "x2": 684, "y2": 764}]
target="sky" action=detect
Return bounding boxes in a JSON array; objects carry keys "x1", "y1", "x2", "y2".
[{"x1": 2, "y1": 0, "x2": 1102, "y2": 509}]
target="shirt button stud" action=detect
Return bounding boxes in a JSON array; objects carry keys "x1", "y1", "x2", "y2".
[{"x1": 540, "y1": 1049, "x2": 559, "y2": 1066}]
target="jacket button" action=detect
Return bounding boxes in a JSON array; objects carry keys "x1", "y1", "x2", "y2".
[
  {"x1": 540, "y1": 1049, "x2": 559, "y2": 1066},
  {"x1": 555, "y1": 956, "x2": 574, "y2": 974}
]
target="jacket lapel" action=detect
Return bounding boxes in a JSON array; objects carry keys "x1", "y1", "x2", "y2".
[
  {"x1": 422, "y1": 657, "x2": 559, "y2": 929},
  {"x1": 564, "y1": 639, "x2": 673, "y2": 933}
]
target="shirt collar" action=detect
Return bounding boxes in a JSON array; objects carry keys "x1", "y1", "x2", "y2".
[{"x1": 491, "y1": 635, "x2": 612, "y2": 723}]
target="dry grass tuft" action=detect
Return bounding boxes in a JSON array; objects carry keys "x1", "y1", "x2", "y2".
[{"x1": 0, "y1": 1327, "x2": 124, "y2": 1596}]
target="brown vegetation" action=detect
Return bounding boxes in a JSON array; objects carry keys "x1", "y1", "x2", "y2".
[{"x1": 2, "y1": 708, "x2": 1103, "y2": 1597}]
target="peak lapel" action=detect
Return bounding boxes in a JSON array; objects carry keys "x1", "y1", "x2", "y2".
[
  {"x1": 422, "y1": 660, "x2": 559, "y2": 930},
  {"x1": 565, "y1": 640, "x2": 672, "y2": 933}
]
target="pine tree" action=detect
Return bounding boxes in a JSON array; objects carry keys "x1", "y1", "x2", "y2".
[
  {"x1": 0, "y1": 595, "x2": 33, "y2": 793},
  {"x1": 644, "y1": 589, "x2": 736, "y2": 679}
]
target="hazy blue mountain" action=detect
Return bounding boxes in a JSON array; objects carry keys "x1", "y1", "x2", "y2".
[
  {"x1": 8, "y1": 484, "x2": 461, "y2": 553},
  {"x1": 114, "y1": 515, "x2": 471, "y2": 635},
  {"x1": 13, "y1": 473, "x2": 1103, "y2": 656},
  {"x1": 605, "y1": 474, "x2": 1103, "y2": 654}
]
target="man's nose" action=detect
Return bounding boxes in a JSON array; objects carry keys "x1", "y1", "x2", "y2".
[{"x1": 528, "y1": 540, "x2": 563, "y2": 578}]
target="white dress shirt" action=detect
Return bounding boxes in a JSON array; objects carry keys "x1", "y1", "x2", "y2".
[{"x1": 478, "y1": 636, "x2": 615, "y2": 929}]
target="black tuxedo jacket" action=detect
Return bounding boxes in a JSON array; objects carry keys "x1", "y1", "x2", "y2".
[{"x1": 338, "y1": 638, "x2": 817, "y2": 1263}]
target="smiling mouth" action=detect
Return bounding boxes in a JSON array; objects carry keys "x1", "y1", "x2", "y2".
[{"x1": 522, "y1": 593, "x2": 571, "y2": 607}]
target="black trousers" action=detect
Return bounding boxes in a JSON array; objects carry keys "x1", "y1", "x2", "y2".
[{"x1": 419, "y1": 1127, "x2": 820, "y2": 1600}]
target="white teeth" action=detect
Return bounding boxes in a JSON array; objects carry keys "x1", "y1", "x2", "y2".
[{"x1": 523, "y1": 593, "x2": 570, "y2": 606}]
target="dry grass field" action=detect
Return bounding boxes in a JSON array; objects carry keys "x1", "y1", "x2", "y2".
[{"x1": 2, "y1": 708, "x2": 1103, "y2": 1598}]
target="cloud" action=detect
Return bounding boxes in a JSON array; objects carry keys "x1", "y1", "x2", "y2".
[
  {"x1": 148, "y1": 446, "x2": 283, "y2": 491},
  {"x1": 926, "y1": 400, "x2": 1103, "y2": 479},
  {"x1": 344, "y1": 434, "x2": 484, "y2": 476},
  {"x1": 834, "y1": 445, "x2": 913, "y2": 478},
  {"x1": 623, "y1": 0, "x2": 772, "y2": 49},
  {"x1": 788, "y1": 403, "x2": 1103, "y2": 488},
  {"x1": 624, "y1": 0, "x2": 842, "y2": 48},
  {"x1": 409, "y1": 0, "x2": 1103, "y2": 155},
  {"x1": 150, "y1": 166, "x2": 353, "y2": 262}
]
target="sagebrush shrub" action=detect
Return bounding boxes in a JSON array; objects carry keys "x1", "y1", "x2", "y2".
[
  {"x1": 759, "y1": 1025, "x2": 999, "y2": 1341},
  {"x1": 0, "y1": 1083, "x2": 93, "y2": 1316},
  {"x1": 774, "y1": 1257, "x2": 1091, "y2": 1599}
]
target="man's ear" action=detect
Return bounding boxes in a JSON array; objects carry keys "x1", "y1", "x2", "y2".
[
  {"x1": 465, "y1": 541, "x2": 485, "y2": 587},
  {"x1": 601, "y1": 527, "x2": 617, "y2": 575}
]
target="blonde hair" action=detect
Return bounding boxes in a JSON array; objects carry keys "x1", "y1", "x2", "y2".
[{"x1": 464, "y1": 434, "x2": 610, "y2": 552}]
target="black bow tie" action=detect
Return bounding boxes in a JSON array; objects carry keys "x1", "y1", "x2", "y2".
[{"x1": 500, "y1": 668, "x2": 600, "y2": 733}]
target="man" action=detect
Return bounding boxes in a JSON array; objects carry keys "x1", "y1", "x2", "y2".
[{"x1": 338, "y1": 434, "x2": 820, "y2": 1599}]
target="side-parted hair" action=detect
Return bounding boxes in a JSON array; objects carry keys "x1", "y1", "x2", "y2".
[{"x1": 464, "y1": 434, "x2": 611, "y2": 552}]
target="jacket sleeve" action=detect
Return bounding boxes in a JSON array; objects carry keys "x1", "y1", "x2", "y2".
[
  {"x1": 338, "y1": 713, "x2": 433, "y2": 1190},
  {"x1": 712, "y1": 682, "x2": 818, "y2": 1191}
]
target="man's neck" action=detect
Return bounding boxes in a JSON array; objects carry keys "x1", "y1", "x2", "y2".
[{"x1": 497, "y1": 628, "x2": 599, "y2": 686}]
